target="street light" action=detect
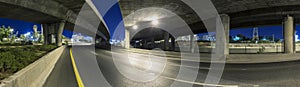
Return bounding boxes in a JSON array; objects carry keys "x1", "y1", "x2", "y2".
[
  {"x1": 151, "y1": 20, "x2": 159, "y2": 25},
  {"x1": 132, "y1": 25, "x2": 138, "y2": 29},
  {"x1": 24, "y1": 32, "x2": 31, "y2": 37},
  {"x1": 9, "y1": 29, "x2": 14, "y2": 32}
]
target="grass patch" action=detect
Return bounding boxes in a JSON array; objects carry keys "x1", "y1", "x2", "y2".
[{"x1": 0, "y1": 45, "x2": 57, "y2": 80}]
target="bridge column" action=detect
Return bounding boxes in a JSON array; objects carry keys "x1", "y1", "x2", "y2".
[
  {"x1": 171, "y1": 36, "x2": 175, "y2": 51},
  {"x1": 42, "y1": 24, "x2": 49, "y2": 45},
  {"x1": 42, "y1": 24, "x2": 55, "y2": 45},
  {"x1": 283, "y1": 15, "x2": 295, "y2": 54},
  {"x1": 151, "y1": 38, "x2": 155, "y2": 49},
  {"x1": 56, "y1": 20, "x2": 65, "y2": 46},
  {"x1": 216, "y1": 14, "x2": 230, "y2": 56},
  {"x1": 125, "y1": 29, "x2": 130, "y2": 49},
  {"x1": 142, "y1": 40, "x2": 147, "y2": 49},
  {"x1": 190, "y1": 34, "x2": 195, "y2": 53},
  {"x1": 164, "y1": 32, "x2": 170, "y2": 50}
]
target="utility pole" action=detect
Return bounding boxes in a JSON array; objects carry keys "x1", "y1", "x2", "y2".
[
  {"x1": 252, "y1": 27, "x2": 259, "y2": 43},
  {"x1": 272, "y1": 34, "x2": 275, "y2": 42}
]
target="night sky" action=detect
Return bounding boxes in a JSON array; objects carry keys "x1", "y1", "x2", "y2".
[
  {"x1": 0, "y1": 18, "x2": 300, "y2": 40},
  {"x1": 0, "y1": 18, "x2": 73, "y2": 38}
]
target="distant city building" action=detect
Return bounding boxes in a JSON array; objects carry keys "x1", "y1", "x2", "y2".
[
  {"x1": 71, "y1": 33, "x2": 93, "y2": 43},
  {"x1": 296, "y1": 31, "x2": 299, "y2": 42},
  {"x1": 199, "y1": 34, "x2": 216, "y2": 41},
  {"x1": 71, "y1": 33, "x2": 84, "y2": 43}
]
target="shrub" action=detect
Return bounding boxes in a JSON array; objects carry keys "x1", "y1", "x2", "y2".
[{"x1": 0, "y1": 45, "x2": 57, "y2": 80}]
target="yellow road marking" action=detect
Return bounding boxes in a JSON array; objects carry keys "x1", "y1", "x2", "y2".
[{"x1": 70, "y1": 48, "x2": 85, "y2": 87}]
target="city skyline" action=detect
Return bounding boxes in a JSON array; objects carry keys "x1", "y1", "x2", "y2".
[{"x1": 1, "y1": 18, "x2": 300, "y2": 40}]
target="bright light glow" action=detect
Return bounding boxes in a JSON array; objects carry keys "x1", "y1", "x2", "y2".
[
  {"x1": 132, "y1": 25, "x2": 138, "y2": 29},
  {"x1": 9, "y1": 29, "x2": 14, "y2": 32},
  {"x1": 151, "y1": 20, "x2": 159, "y2": 25},
  {"x1": 233, "y1": 36, "x2": 240, "y2": 41},
  {"x1": 24, "y1": 32, "x2": 31, "y2": 36},
  {"x1": 145, "y1": 15, "x2": 159, "y2": 21}
]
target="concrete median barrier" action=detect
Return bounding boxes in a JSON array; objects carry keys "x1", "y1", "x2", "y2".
[{"x1": 0, "y1": 46, "x2": 66, "y2": 87}]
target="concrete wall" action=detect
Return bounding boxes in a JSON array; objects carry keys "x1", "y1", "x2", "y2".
[{"x1": 0, "y1": 46, "x2": 66, "y2": 87}]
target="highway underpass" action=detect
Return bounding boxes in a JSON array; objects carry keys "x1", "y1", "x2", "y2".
[{"x1": 3, "y1": 0, "x2": 300, "y2": 87}]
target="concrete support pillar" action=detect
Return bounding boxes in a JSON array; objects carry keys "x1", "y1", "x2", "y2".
[
  {"x1": 218, "y1": 14, "x2": 230, "y2": 56},
  {"x1": 56, "y1": 20, "x2": 65, "y2": 46},
  {"x1": 171, "y1": 36, "x2": 175, "y2": 51},
  {"x1": 42, "y1": 24, "x2": 49, "y2": 45},
  {"x1": 42, "y1": 24, "x2": 55, "y2": 45},
  {"x1": 151, "y1": 38, "x2": 155, "y2": 49},
  {"x1": 143, "y1": 40, "x2": 147, "y2": 49},
  {"x1": 190, "y1": 34, "x2": 195, "y2": 53},
  {"x1": 164, "y1": 32, "x2": 170, "y2": 50},
  {"x1": 48, "y1": 24, "x2": 55, "y2": 44},
  {"x1": 284, "y1": 15, "x2": 295, "y2": 54},
  {"x1": 125, "y1": 29, "x2": 130, "y2": 49}
]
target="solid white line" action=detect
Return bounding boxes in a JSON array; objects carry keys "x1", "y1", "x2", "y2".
[{"x1": 162, "y1": 76, "x2": 238, "y2": 87}]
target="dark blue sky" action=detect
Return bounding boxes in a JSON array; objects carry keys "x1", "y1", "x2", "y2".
[
  {"x1": 0, "y1": 18, "x2": 42, "y2": 35},
  {"x1": 230, "y1": 25, "x2": 284, "y2": 39},
  {"x1": 0, "y1": 18, "x2": 300, "y2": 40},
  {"x1": 92, "y1": 0, "x2": 125, "y2": 40}
]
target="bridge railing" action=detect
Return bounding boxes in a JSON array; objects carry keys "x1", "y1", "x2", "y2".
[{"x1": 174, "y1": 42, "x2": 300, "y2": 53}]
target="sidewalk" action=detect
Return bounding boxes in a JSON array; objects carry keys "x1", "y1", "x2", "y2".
[{"x1": 123, "y1": 48, "x2": 300, "y2": 64}]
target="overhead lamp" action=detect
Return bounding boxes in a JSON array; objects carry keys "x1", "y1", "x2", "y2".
[
  {"x1": 151, "y1": 20, "x2": 159, "y2": 25},
  {"x1": 132, "y1": 25, "x2": 138, "y2": 29}
]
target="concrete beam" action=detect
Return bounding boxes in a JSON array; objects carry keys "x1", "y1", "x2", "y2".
[
  {"x1": 0, "y1": 0, "x2": 77, "y2": 24},
  {"x1": 284, "y1": 15, "x2": 295, "y2": 54}
]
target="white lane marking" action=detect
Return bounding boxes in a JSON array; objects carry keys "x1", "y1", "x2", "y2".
[
  {"x1": 162, "y1": 76, "x2": 239, "y2": 87},
  {"x1": 90, "y1": 51, "x2": 99, "y2": 55},
  {"x1": 93, "y1": 50, "x2": 213, "y2": 70}
]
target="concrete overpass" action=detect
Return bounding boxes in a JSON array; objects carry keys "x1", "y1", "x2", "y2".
[
  {"x1": 119, "y1": 0, "x2": 300, "y2": 54},
  {"x1": 1, "y1": 0, "x2": 300, "y2": 53},
  {"x1": 0, "y1": 0, "x2": 110, "y2": 46},
  {"x1": 0, "y1": 0, "x2": 80, "y2": 46}
]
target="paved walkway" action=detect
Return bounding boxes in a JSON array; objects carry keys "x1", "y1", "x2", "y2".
[{"x1": 123, "y1": 48, "x2": 300, "y2": 64}]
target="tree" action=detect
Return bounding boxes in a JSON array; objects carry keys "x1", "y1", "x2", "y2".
[
  {"x1": 0, "y1": 26, "x2": 4, "y2": 41},
  {"x1": 10, "y1": 35, "x2": 16, "y2": 43},
  {"x1": 33, "y1": 25, "x2": 38, "y2": 41},
  {"x1": 37, "y1": 32, "x2": 43, "y2": 43},
  {"x1": 20, "y1": 34, "x2": 26, "y2": 41},
  {"x1": 0, "y1": 25, "x2": 12, "y2": 42},
  {"x1": 237, "y1": 34, "x2": 246, "y2": 41},
  {"x1": 2, "y1": 26, "x2": 10, "y2": 38}
]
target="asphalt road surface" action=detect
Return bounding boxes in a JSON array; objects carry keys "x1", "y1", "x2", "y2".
[{"x1": 43, "y1": 46, "x2": 300, "y2": 87}]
